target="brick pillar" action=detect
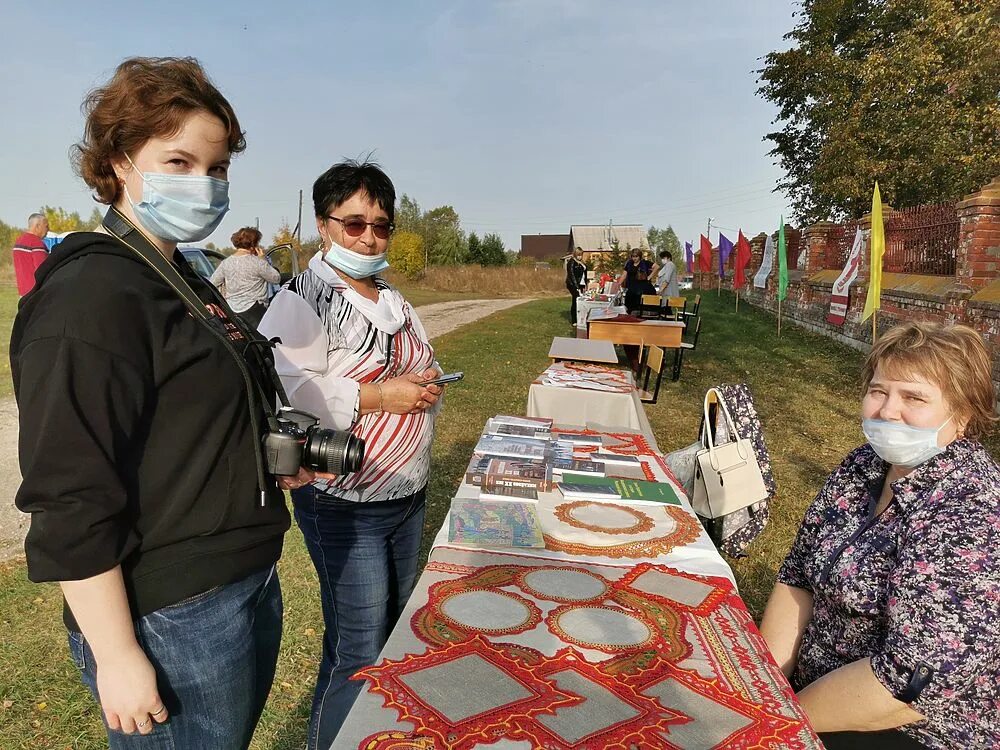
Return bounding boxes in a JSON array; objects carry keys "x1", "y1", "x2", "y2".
[
  {"x1": 956, "y1": 177, "x2": 1000, "y2": 291},
  {"x1": 802, "y1": 221, "x2": 837, "y2": 274}
]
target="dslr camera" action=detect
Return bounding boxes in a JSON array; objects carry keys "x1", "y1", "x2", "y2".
[{"x1": 264, "y1": 407, "x2": 365, "y2": 476}]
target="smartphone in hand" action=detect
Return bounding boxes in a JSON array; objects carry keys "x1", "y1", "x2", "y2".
[{"x1": 420, "y1": 371, "x2": 464, "y2": 387}]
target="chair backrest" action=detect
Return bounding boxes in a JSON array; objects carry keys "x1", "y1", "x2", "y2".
[
  {"x1": 640, "y1": 345, "x2": 666, "y2": 403},
  {"x1": 691, "y1": 294, "x2": 702, "y2": 314},
  {"x1": 667, "y1": 296, "x2": 686, "y2": 310},
  {"x1": 641, "y1": 294, "x2": 661, "y2": 306}
]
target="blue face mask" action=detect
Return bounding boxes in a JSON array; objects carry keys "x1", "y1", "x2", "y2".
[
  {"x1": 323, "y1": 236, "x2": 390, "y2": 280},
  {"x1": 124, "y1": 154, "x2": 230, "y2": 243},
  {"x1": 862, "y1": 416, "x2": 952, "y2": 467}
]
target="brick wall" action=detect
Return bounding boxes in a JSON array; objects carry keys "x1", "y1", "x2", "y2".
[{"x1": 697, "y1": 177, "x2": 1000, "y2": 387}]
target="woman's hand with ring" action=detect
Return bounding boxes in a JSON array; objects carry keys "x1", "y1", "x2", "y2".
[
  {"x1": 94, "y1": 644, "x2": 169, "y2": 734},
  {"x1": 379, "y1": 374, "x2": 441, "y2": 415}
]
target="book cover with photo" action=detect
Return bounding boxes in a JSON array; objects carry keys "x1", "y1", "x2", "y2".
[{"x1": 448, "y1": 498, "x2": 544, "y2": 548}]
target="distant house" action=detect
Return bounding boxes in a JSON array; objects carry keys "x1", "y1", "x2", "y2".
[
  {"x1": 569, "y1": 225, "x2": 649, "y2": 265},
  {"x1": 520, "y1": 234, "x2": 571, "y2": 262}
]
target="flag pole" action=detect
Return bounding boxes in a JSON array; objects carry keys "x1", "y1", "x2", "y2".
[
  {"x1": 736, "y1": 290, "x2": 740, "y2": 312},
  {"x1": 872, "y1": 310, "x2": 877, "y2": 343},
  {"x1": 777, "y1": 298, "x2": 782, "y2": 337},
  {"x1": 718, "y1": 276, "x2": 721, "y2": 296}
]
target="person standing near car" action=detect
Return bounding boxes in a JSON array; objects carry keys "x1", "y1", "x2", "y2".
[
  {"x1": 10, "y1": 57, "x2": 307, "y2": 749},
  {"x1": 210, "y1": 226, "x2": 280, "y2": 329},
  {"x1": 12, "y1": 212, "x2": 50, "y2": 296}
]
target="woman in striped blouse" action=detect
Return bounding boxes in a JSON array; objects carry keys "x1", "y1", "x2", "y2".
[{"x1": 259, "y1": 159, "x2": 443, "y2": 750}]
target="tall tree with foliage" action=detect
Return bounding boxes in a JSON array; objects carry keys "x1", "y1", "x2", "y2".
[
  {"x1": 466, "y1": 232, "x2": 483, "y2": 264},
  {"x1": 758, "y1": 0, "x2": 1000, "y2": 224},
  {"x1": 423, "y1": 205, "x2": 467, "y2": 265},
  {"x1": 647, "y1": 225, "x2": 682, "y2": 258},
  {"x1": 479, "y1": 233, "x2": 507, "y2": 266},
  {"x1": 43, "y1": 205, "x2": 104, "y2": 232},
  {"x1": 395, "y1": 194, "x2": 423, "y2": 235},
  {"x1": 388, "y1": 230, "x2": 425, "y2": 279}
]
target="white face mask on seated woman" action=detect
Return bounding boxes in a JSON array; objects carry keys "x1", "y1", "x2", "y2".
[
  {"x1": 862, "y1": 415, "x2": 953, "y2": 467},
  {"x1": 861, "y1": 365, "x2": 963, "y2": 469}
]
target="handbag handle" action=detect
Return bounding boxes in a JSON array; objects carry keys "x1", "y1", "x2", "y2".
[{"x1": 702, "y1": 388, "x2": 752, "y2": 470}]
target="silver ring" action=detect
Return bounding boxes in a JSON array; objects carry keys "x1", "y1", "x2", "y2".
[
  {"x1": 137, "y1": 719, "x2": 149, "y2": 728},
  {"x1": 151, "y1": 705, "x2": 166, "y2": 716}
]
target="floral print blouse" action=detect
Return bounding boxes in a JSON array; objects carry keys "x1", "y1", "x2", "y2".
[{"x1": 777, "y1": 439, "x2": 1000, "y2": 750}]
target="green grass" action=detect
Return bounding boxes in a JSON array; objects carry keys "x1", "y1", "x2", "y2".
[
  {"x1": 3, "y1": 291, "x2": 997, "y2": 748},
  {"x1": 0, "y1": 285, "x2": 18, "y2": 398}
]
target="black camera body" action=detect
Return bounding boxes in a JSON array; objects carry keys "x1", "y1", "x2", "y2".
[{"x1": 264, "y1": 408, "x2": 365, "y2": 476}]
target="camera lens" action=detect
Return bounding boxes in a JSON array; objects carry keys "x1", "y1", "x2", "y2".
[{"x1": 303, "y1": 427, "x2": 366, "y2": 475}]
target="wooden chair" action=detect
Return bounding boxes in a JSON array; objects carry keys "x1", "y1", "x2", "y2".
[
  {"x1": 638, "y1": 345, "x2": 666, "y2": 404},
  {"x1": 682, "y1": 293, "x2": 701, "y2": 321},
  {"x1": 666, "y1": 296, "x2": 687, "y2": 319},
  {"x1": 672, "y1": 316, "x2": 702, "y2": 381},
  {"x1": 639, "y1": 294, "x2": 662, "y2": 319}
]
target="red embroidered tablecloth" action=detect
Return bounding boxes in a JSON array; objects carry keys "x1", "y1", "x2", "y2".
[{"x1": 336, "y1": 546, "x2": 822, "y2": 750}]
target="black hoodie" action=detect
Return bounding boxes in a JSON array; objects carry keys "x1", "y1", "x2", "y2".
[{"x1": 11, "y1": 232, "x2": 289, "y2": 631}]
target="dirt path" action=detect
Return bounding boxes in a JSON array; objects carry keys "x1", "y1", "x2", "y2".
[{"x1": 0, "y1": 297, "x2": 535, "y2": 562}]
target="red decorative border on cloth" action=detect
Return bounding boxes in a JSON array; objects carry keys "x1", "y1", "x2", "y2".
[
  {"x1": 353, "y1": 636, "x2": 580, "y2": 750},
  {"x1": 515, "y1": 565, "x2": 611, "y2": 604},
  {"x1": 554, "y1": 500, "x2": 656, "y2": 535},
  {"x1": 545, "y1": 604, "x2": 657, "y2": 653},
  {"x1": 435, "y1": 586, "x2": 542, "y2": 636},
  {"x1": 543, "y1": 505, "x2": 702, "y2": 559},
  {"x1": 613, "y1": 562, "x2": 734, "y2": 617},
  {"x1": 358, "y1": 730, "x2": 435, "y2": 749}
]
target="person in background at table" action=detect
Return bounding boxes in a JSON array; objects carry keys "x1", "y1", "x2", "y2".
[
  {"x1": 12, "y1": 212, "x2": 50, "y2": 296},
  {"x1": 565, "y1": 246, "x2": 587, "y2": 325},
  {"x1": 624, "y1": 269, "x2": 657, "y2": 315},
  {"x1": 655, "y1": 249, "x2": 678, "y2": 300},
  {"x1": 259, "y1": 158, "x2": 443, "y2": 750},
  {"x1": 619, "y1": 247, "x2": 652, "y2": 292},
  {"x1": 760, "y1": 322, "x2": 1000, "y2": 750},
  {"x1": 209, "y1": 226, "x2": 280, "y2": 329}
]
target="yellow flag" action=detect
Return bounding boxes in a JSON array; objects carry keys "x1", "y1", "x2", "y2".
[{"x1": 862, "y1": 182, "x2": 885, "y2": 321}]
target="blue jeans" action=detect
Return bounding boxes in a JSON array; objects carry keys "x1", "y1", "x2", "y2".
[
  {"x1": 68, "y1": 565, "x2": 282, "y2": 750},
  {"x1": 292, "y1": 486, "x2": 426, "y2": 750}
]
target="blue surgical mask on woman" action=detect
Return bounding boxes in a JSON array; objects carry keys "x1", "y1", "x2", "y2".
[
  {"x1": 323, "y1": 236, "x2": 390, "y2": 280},
  {"x1": 123, "y1": 154, "x2": 230, "y2": 243},
  {"x1": 862, "y1": 415, "x2": 953, "y2": 467}
]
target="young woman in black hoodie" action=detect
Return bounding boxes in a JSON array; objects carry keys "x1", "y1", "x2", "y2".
[{"x1": 11, "y1": 57, "x2": 308, "y2": 748}]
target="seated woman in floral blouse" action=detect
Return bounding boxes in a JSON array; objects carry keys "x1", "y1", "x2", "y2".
[{"x1": 760, "y1": 322, "x2": 1000, "y2": 750}]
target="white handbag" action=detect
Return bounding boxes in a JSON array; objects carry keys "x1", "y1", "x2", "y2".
[{"x1": 691, "y1": 388, "x2": 769, "y2": 519}]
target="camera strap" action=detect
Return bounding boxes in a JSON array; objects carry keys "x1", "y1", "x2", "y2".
[
  {"x1": 101, "y1": 206, "x2": 292, "y2": 423},
  {"x1": 101, "y1": 207, "x2": 289, "y2": 503}
]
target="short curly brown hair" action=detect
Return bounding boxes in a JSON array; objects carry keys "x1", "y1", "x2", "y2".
[
  {"x1": 231, "y1": 227, "x2": 262, "y2": 250},
  {"x1": 73, "y1": 57, "x2": 246, "y2": 205},
  {"x1": 862, "y1": 321, "x2": 998, "y2": 439}
]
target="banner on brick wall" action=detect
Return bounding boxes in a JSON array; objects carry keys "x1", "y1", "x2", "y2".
[
  {"x1": 826, "y1": 227, "x2": 865, "y2": 326},
  {"x1": 753, "y1": 234, "x2": 775, "y2": 288}
]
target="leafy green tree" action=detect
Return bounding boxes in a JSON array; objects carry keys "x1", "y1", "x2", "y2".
[
  {"x1": 388, "y1": 230, "x2": 425, "y2": 279},
  {"x1": 466, "y1": 232, "x2": 483, "y2": 265},
  {"x1": 480, "y1": 233, "x2": 507, "y2": 266},
  {"x1": 396, "y1": 194, "x2": 423, "y2": 235},
  {"x1": 758, "y1": 0, "x2": 1000, "y2": 223},
  {"x1": 647, "y1": 225, "x2": 682, "y2": 257},
  {"x1": 423, "y1": 205, "x2": 467, "y2": 265}
]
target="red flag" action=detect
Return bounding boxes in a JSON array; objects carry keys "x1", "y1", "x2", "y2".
[
  {"x1": 734, "y1": 229, "x2": 752, "y2": 287},
  {"x1": 698, "y1": 234, "x2": 713, "y2": 273}
]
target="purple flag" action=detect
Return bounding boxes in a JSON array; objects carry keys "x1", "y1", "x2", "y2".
[
  {"x1": 685, "y1": 241, "x2": 693, "y2": 273},
  {"x1": 718, "y1": 233, "x2": 734, "y2": 278}
]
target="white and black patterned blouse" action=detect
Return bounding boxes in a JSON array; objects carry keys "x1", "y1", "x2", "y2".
[{"x1": 259, "y1": 253, "x2": 439, "y2": 503}]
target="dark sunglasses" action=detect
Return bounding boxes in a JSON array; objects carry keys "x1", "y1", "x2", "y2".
[{"x1": 326, "y1": 215, "x2": 394, "y2": 240}]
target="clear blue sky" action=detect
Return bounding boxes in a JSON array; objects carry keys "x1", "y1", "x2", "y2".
[{"x1": 1, "y1": 0, "x2": 797, "y2": 251}]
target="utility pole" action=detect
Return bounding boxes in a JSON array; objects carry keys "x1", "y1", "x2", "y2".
[
  {"x1": 296, "y1": 189, "x2": 303, "y2": 244},
  {"x1": 255, "y1": 216, "x2": 259, "y2": 230}
]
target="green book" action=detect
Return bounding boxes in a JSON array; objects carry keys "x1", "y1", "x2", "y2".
[{"x1": 559, "y1": 473, "x2": 681, "y2": 506}]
